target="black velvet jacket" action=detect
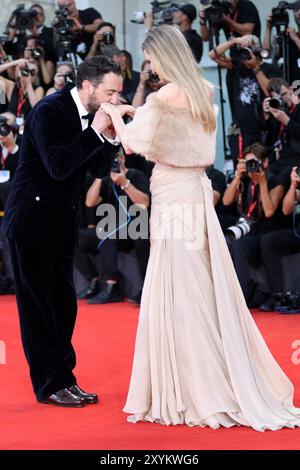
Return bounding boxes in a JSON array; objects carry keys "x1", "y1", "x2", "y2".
[{"x1": 3, "y1": 84, "x2": 119, "y2": 255}]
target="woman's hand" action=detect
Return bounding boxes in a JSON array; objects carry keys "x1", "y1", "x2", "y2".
[
  {"x1": 100, "y1": 102, "x2": 119, "y2": 117},
  {"x1": 116, "y1": 104, "x2": 136, "y2": 118}
]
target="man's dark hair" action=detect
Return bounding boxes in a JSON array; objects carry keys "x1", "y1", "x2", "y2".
[
  {"x1": 76, "y1": 56, "x2": 121, "y2": 89},
  {"x1": 243, "y1": 142, "x2": 268, "y2": 161},
  {"x1": 267, "y1": 77, "x2": 289, "y2": 95}
]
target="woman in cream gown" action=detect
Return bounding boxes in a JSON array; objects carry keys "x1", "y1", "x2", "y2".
[{"x1": 101, "y1": 25, "x2": 300, "y2": 431}]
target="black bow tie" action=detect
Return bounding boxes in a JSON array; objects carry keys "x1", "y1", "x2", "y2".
[{"x1": 81, "y1": 113, "x2": 94, "y2": 126}]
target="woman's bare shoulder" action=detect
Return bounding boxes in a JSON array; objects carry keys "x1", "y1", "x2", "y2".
[{"x1": 156, "y1": 83, "x2": 190, "y2": 109}]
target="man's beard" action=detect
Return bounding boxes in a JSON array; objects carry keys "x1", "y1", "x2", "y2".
[{"x1": 86, "y1": 91, "x2": 101, "y2": 114}]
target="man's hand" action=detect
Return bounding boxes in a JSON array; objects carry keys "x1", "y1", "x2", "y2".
[
  {"x1": 91, "y1": 109, "x2": 112, "y2": 134},
  {"x1": 269, "y1": 107, "x2": 290, "y2": 126},
  {"x1": 236, "y1": 159, "x2": 247, "y2": 178},
  {"x1": 287, "y1": 27, "x2": 299, "y2": 43},
  {"x1": 290, "y1": 166, "x2": 300, "y2": 188}
]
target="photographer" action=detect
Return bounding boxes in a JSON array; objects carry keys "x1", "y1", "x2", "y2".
[
  {"x1": 56, "y1": 0, "x2": 103, "y2": 59},
  {"x1": 172, "y1": 4, "x2": 203, "y2": 63},
  {"x1": 46, "y1": 62, "x2": 75, "y2": 96},
  {"x1": 257, "y1": 166, "x2": 300, "y2": 311},
  {"x1": 200, "y1": 0, "x2": 261, "y2": 118},
  {"x1": 5, "y1": 3, "x2": 56, "y2": 62},
  {"x1": 200, "y1": 0, "x2": 261, "y2": 41},
  {"x1": 209, "y1": 35, "x2": 281, "y2": 149},
  {"x1": 75, "y1": 153, "x2": 150, "y2": 305},
  {"x1": 23, "y1": 36, "x2": 54, "y2": 86},
  {"x1": 223, "y1": 142, "x2": 286, "y2": 305},
  {"x1": 0, "y1": 111, "x2": 19, "y2": 293},
  {"x1": 119, "y1": 50, "x2": 140, "y2": 105},
  {"x1": 0, "y1": 59, "x2": 44, "y2": 121},
  {"x1": 145, "y1": 4, "x2": 203, "y2": 63},
  {"x1": 263, "y1": 77, "x2": 300, "y2": 175},
  {"x1": 86, "y1": 22, "x2": 118, "y2": 60},
  {"x1": 263, "y1": 5, "x2": 300, "y2": 83},
  {"x1": 132, "y1": 60, "x2": 164, "y2": 108}
]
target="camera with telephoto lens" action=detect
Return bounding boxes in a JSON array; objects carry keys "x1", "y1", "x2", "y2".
[
  {"x1": 131, "y1": 1, "x2": 179, "y2": 26},
  {"x1": 230, "y1": 35, "x2": 270, "y2": 64},
  {"x1": 200, "y1": 0, "x2": 231, "y2": 25},
  {"x1": 111, "y1": 157, "x2": 121, "y2": 173},
  {"x1": 269, "y1": 94, "x2": 285, "y2": 110},
  {"x1": 245, "y1": 158, "x2": 263, "y2": 173},
  {"x1": 0, "y1": 116, "x2": 12, "y2": 137},
  {"x1": 271, "y1": 1, "x2": 300, "y2": 28},
  {"x1": 13, "y1": 4, "x2": 37, "y2": 32},
  {"x1": 225, "y1": 216, "x2": 253, "y2": 241}
]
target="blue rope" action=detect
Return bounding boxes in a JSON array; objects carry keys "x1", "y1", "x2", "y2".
[{"x1": 97, "y1": 182, "x2": 131, "y2": 251}]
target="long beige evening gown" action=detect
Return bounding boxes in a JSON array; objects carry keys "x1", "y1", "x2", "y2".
[{"x1": 121, "y1": 92, "x2": 300, "y2": 431}]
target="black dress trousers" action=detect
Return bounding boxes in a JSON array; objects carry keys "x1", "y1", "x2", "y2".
[{"x1": 9, "y1": 241, "x2": 77, "y2": 400}]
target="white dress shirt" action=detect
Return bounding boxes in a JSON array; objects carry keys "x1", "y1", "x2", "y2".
[{"x1": 70, "y1": 87, "x2": 119, "y2": 146}]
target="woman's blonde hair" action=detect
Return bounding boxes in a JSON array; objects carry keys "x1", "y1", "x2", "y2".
[{"x1": 143, "y1": 25, "x2": 216, "y2": 133}]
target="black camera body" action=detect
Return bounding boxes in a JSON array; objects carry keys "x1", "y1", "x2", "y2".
[
  {"x1": 246, "y1": 158, "x2": 263, "y2": 173},
  {"x1": 271, "y1": 1, "x2": 300, "y2": 28},
  {"x1": 101, "y1": 31, "x2": 114, "y2": 45},
  {"x1": 0, "y1": 117, "x2": 13, "y2": 137},
  {"x1": 21, "y1": 65, "x2": 30, "y2": 77},
  {"x1": 201, "y1": 0, "x2": 231, "y2": 25},
  {"x1": 131, "y1": 1, "x2": 179, "y2": 26},
  {"x1": 148, "y1": 71, "x2": 160, "y2": 82},
  {"x1": 28, "y1": 47, "x2": 43, "y2": 60},
  {"x1": 62, "y1": 72, "x2": 74, "y2": 84},
  {"x1": 53, "y1": 6, "x2": 75, "y2": 53},
  {"x1": 269, "y1": 94, "x2": 285, "y2": 110},
  {"x1": 231, "y1": 45, "x2": 269, "y2": 64},
  {"x1": 14, "y1": 5, "x2": 37, "y2": 31},
  {"x1": 111, "y1": 157, "x2": 121, "y2": 173}
]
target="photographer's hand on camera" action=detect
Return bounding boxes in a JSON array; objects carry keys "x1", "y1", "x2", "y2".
[{"x1": 269, "y1": 106, "x2": 290, "y2": 126}]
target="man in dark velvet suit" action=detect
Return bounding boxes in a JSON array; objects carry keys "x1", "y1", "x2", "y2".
[{"x1": 2, "y1": 56, "x2": 124, "y2": 407}]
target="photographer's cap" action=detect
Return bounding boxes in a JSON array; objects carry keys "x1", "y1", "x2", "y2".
[{"x1": 178, "y1": 4, "x2": 197, "y2": 23}]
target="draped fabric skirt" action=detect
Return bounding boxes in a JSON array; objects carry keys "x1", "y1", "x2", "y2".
[{"x1": 123, "y1": 163, "x2": 300, "y2": 431}]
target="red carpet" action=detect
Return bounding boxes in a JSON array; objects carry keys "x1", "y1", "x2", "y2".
[{"x1": 0, "y1": 295, "x2": 300, "y2": 450}]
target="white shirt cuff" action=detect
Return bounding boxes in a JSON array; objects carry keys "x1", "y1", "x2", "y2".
[
  {"x1": 102, "y1": 134, "x2": 121, "y2": 146},
  {"x1": 91, "y1": 126, "x2": 120, "y2": 146}
]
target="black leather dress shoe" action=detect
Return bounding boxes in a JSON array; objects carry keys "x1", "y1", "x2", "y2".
[
  {"x1": 69, "y1": 385, "x2": 99, "y2": 404},
  {"x1": 88, "y1": 281, "x2": 123, "y2": 304},
  {"x1": 77, "y1": 278, "x2": 99, "y2": 300},
  {"x1": 38, "y1": 388, "x2": 86, "y2": 407}
]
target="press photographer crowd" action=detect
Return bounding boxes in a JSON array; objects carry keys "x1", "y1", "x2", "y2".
[{"x1": 1, "y1": 0, "x2": 300, "y2": 313}]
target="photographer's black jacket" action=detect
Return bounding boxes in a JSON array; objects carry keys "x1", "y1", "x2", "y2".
[{"x1": 3, "y1": 84, "x2": 119, "y2": 255}]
